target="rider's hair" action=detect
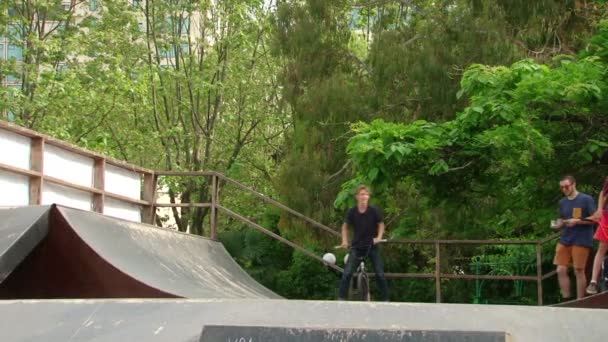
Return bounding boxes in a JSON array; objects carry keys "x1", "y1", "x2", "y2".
[
  {"x1": 355, "y1": 185, "x2": 371, "y2": 196},
  {"x1": 561, "y1": 175, "x2": 576, "y2": 185}
]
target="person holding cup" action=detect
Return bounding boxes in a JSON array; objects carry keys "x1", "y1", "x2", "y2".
[{"x1": 552, "y1": 175, "x2": 597, "y2": 300}]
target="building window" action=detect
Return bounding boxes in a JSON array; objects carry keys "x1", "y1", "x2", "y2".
[
  {"x1": 5, "y1": 85, "x2": 20, "y2": 122},
  {"x1": 8, "y1": 44, "x2": 22, "y2": 61},
  {"x1": 160, "y1": 43, "x2": 190, "y2": 59},
  {"x1": 138, "y1": 21, "x2": 146, "y2": 33},
  {"x1": 180, "y1": 43, "x2": 189, "y2": 54},
  {"x1": 179, "y1": 18, "x2": 190, "y2": 34},
  {"x1": 168, "y1": 17, "x2": 190, "y2": 35},
  {"x1": 349, "y1": 9, "x2": 360, "y2": 29},
  {"x1": 8, "y1": 7, "x2": 18, "y2": 17},
  {"x1": 160, "y1": 47, "x2": 175, "y2": 59},
  {"x1": 5, "y1": 74, "x2": 20, "y2": 84},
  {"x1": 1, "y1": 25, "x2": 23, "y2": 61},
  {"x1": 8, "y1": 23, "x2": 20, "y2": 37},
  {"x1": 89, "y1": 0, "x2": 99, "y2": 11},
  {"x1": 56, "y1": 64, "x2": 68, "y2": 79}
]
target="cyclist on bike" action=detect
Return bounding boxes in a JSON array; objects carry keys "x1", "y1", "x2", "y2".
[{"x1": 338, "y1": 185, "x2": 389, "y2": 301}]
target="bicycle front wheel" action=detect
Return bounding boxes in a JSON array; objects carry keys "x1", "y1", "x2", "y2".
[{"x1": 357, "y1": 272, "x2": 370, "y2": 301}]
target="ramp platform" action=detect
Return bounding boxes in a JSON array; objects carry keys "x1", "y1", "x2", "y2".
[
  {"x1": 0, "y1": 299, "x2": 607, "y2": 341},
  {"x1": 0, "y1": 205, "x2": 278, "y2": 299}
]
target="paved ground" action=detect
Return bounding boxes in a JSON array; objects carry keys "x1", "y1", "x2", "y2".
[
  {"x1": 0, "y1": 298, "x2": 607, "y2": 341},
  {"x1": 1, "y1": 205, "x2": 607, "y2": 341}
]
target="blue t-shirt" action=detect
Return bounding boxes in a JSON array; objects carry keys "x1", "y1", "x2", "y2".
[{"x1": 559, "y1": 193, "x2": 596, "y2": 247}]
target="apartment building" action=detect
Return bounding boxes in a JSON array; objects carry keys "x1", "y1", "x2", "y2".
[{"x1": 1, "y1": 0, "x2": 207, "y2": 90}]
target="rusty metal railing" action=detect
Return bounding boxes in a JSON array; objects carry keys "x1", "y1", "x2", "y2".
[{"x1": 152, "y1": 171, "x2": 562, "y2": 305}]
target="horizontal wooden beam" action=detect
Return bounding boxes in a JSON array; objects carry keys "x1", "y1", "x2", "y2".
[
  {"x1": 0, "y1": 120, "x2": 153, "y2": 174},
  {"x1": 0, "y1": 163, "x2": 41, "y2": 177},
  {"x1": 542, "y1": 270, "x2": 558, "y2": 280},
  {"x1": 538, "y1": 233, "x2": 561, "y2": 245},
  {"x1": 439, "y1": 273, "x2": 538, "y2": 281},
  {"x1": 383, "y1": 273, "x2": 436, "y2": 279},
  {"x1": 154, "y1": 203, "x2": 211, "y2": 208},
  {"x1": 154, "y1": 171, "x2": 217, "y2": 177},
  {"x1": 385, "y1": 239, "x2": 541, "y2": 246},
  {"x1": 104, "y1": 192, "x2": 150, "y2": 206},
  {"x1": 0, "y1": 161, "x2": 150, "y2": 207},
  {"x1": 44, "y1": 175, "x2": 104, "y2": 195},
  {"x1": 367, "y1": 273, "x2": 538, "y2": 281}
]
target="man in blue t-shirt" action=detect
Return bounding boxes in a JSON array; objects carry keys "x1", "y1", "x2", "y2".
[{"x1": 553, "y1": 175, "x2": 597, "y2": 299}]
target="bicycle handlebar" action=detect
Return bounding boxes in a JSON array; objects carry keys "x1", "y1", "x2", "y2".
[{"x1": 333, "y1": 239, "x2": 387, "y2": 249}]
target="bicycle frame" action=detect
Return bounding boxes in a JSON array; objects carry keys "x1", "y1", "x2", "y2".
[
  {"x1": 350, "y1": 244, "x2": 374, "y2": 301},
  {"x1": 339, "y1": 240, "x2": 386, "y2": 301}
]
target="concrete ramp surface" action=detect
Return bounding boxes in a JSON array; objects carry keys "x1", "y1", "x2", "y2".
[
  {"x1": 1, "y1": 299, "x2": 607, "y2": 341},
  {"x1": 0, "y1": 205, "x2": 279, "y2": 299}
]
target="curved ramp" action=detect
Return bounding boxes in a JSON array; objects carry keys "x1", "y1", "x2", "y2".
[
  {"x1": 553, "y1": 291, "x2": 608, "y2": 309},
  {"x1": 0, "y1": 206, "x2": 50, "y2": 283},
  {"x1": 57, "y1": 206, "x2": 279, "y2": 299},
  {"x1": 0, "y1": 205, "x2": 279, "y2": 299}
]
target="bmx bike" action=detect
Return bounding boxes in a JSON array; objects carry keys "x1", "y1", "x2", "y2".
[{"x1": 338, "y1": 239, "x2": 386, "y2": 301}]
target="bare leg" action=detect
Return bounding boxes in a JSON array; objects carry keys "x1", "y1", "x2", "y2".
[
  {"x1": 574, "y1": 267, "x2": 586, "y2": 299},
  {"x1": 591, "y1": 242, "x2": 608, "y2": 284},
  {"x1": 557, "y1": 265, "x2": 571, "y2": 298}
]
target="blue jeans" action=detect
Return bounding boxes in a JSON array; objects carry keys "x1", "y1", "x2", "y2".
[{"x1": 338, "y1": 245, "x2": 389, "y2": 301}]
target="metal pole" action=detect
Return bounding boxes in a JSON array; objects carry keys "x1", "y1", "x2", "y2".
[
  {"x1": 435, "y1": 242, "x2": 441, "y2": 303},
  {"x1": 536, "y1": 243, "x2": 543, "y2": 306}
]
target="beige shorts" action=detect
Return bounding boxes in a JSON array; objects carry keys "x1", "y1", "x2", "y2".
[{"x1": 553, "y1": 243, "x2": 589, "y2": 269}]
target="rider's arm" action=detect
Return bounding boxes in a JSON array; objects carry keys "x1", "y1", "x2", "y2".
[
  {"x1": 579, "y1": 194, "x2": 599, "y2": 224},
  {"x1": 569, "y1": 195, "x2": 599, "y2": 226},
  {"x1": 376, "y1": 222, "x2": 385, "y2": 240},
  {"x1": 341, "y1": 223, "x2": 349, "y2": 247},
  {"x1": 595, "y1": 191, "x2": 605, "y2": 219}
]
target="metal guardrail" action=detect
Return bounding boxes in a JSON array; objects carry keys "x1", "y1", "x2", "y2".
[{"x1": 153, "y1": 171, "x2": 563, "y2": 305}]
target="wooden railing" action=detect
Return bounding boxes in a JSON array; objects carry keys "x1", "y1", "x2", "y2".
[
  {"x1": 0, "y1": 120, "x2": 562, "y2": 305},
  {"x1": 0, "y1": 121, "x2": 156, "y2": 221}
]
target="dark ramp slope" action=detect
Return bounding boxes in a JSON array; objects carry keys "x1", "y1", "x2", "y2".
[
  {"x1": 57, "y1": 206, "x2": 280, "y2": 299},
  {"x1": 0, "y1": 206, "x2": 50, "y2": 283},
  {"x1": 553, "y1": 291, "x2": 608, "y2": 309},
  {"x1": 0, "y1": 205, "x2": 279, "y2": 299}
]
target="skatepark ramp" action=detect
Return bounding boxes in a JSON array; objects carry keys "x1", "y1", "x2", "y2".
[
  {"x1": 553, "y1": 291, "x2": 608, "y2": 309},
  {"x1": 0, "y1": 205, "x2": 279, "y2": 299},
  {"x1": 1, "y1": 298, "x2": 608, "y2": 341}
]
